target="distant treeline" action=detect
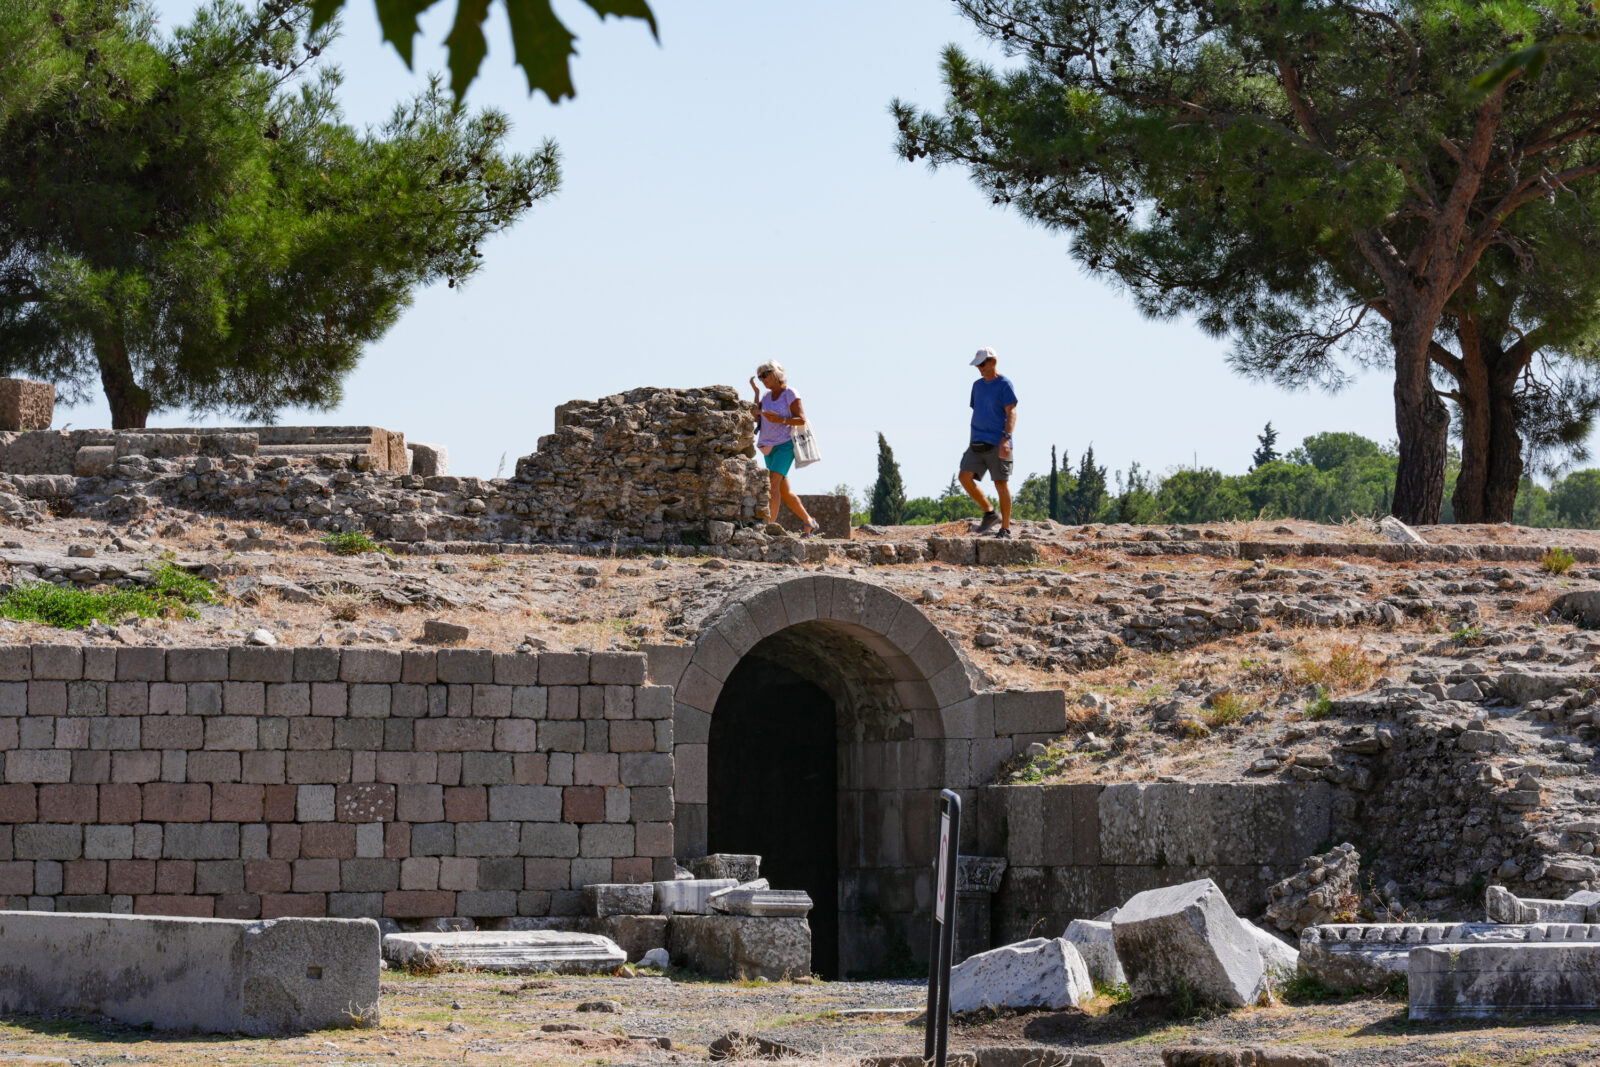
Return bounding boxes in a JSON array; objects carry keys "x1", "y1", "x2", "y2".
[{"x1": 849, "y1": 429, "x2": 1600, "y2": 528}]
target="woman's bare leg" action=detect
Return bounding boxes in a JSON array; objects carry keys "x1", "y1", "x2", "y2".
[
  {"x1": 767, "y1": 471, "x2": 783, "y2": 522},
  {"x1": 779, "y1": 477, "x2": 814, "y2": 528}
]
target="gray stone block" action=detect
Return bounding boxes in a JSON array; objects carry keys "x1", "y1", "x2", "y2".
[
  {"x1": 653, "y1": 879, "x2": 737, "y2": 916},
  {"x1": 455, "y1": 822, "x2": 520, "y2": 857},
  {"x1": 116, "y1": 648, "x2": 166, "y2": 682},
  {"x1": 949, "y1": 937, "x2": 1093, "y2": 1014},
  {"x1": 583, "y1": 882, "x2": 656, "y2": 918},
  {"x1": 168, "y1": 649, "x2": 228, "y2": 682},
  {"x1": 163, "y1": 824, "x2": 241, "y2": 860},
  {"x1": 229, "y1": 647, "x2": 294, "y2": 683},
  {"x1": 436, "y1": 650, "x2": 493, "y2": 684},
  {"x1": 0, "y1": 911, "x2": 379, "y2": 1033},
  {"x1": 294, "y1": 648, "x2": 342, "y2": 683},
  {"x1": 688, "y1": 854, "x2": 760, "y2": 882},
  {"x1": 667, "y1": 915, "x2": 810, "y2": 980},
  {"x1": 1112, "y1": 878, "x2": 1264, "y2": 1008},
  {"x1": 382, "y1": 929, "x2": 625, "y2": 974},
  {"x1": 1410, "y1": 943, "x2": 1600, "y2": 1019}
]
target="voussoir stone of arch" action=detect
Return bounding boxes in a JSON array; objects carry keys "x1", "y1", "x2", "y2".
[
  {"x1": 777, "y1": 576, "x2": 820, "y2": 623},
  {"x1": 740, "y1": 585, "x2": 791, "y2": 639}
]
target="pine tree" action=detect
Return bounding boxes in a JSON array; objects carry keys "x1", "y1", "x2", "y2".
[
  {"x1": 1252, "y1": 423, "x2": 1281, "y2": 470},
  {"x1": 0, "y1": 2, "x2": 556, "y2": 426},
  {"x1": 869, "y1": 432, "x2": 906, "y2": 526},
  {"x1": 894, "y1": 0, "x2": 1600, "y2": 524}
]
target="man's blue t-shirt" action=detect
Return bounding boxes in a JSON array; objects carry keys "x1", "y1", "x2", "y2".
[{"x1": 970, "y1": 374, "x2": 1018, "y2": 446}]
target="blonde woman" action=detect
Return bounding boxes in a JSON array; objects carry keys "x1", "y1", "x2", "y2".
[{"x1": 749, "y1": 361, "x2": 820, "y2": 536}]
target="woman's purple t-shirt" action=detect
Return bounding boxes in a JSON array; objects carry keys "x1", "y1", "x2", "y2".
[{"x1": 759, "y1": 388, "x2": 798, "y2": 448}]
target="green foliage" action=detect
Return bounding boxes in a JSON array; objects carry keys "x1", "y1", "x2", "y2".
[
  {"x1": 1452, "y1": 623, "x2": 1486, "y2": 645},
  {"x1": 320, "y1": 530, "x2": 391, "y2": 555},
  {"x1": 1113, "y1": 462, "x2": 1158, "y2": 524},
  {"x1": 309, "y1": 0, "x2": 657, "y2": 103},
  {"x1": 0, "y1": 1, "x2": 557, "y2": 426},
  {"x1": 1552, "y1": 470, "x2": 1600, "y2": 527},
  {"x1": 1278, "y1": 970, "x2": 1339, "y2": 1003},
  {"x1": 1094, "y1": 980, "x2": 1132, "y2": 1004},
  {"x1": 869, "y1": 433, "x2": 906, "y2": 526},
  {"x1": 150, "y1": 562, "x2": 220, "y2": 605},
  {"x1": 894, "y1": 0, "x2": 1600, "y2": 524},
  {"x1": 1542, "y1": 546, "x2": 1577, "y2": 575},
  {"x1": 1304, "y1": 687, "x2": 1334, "y2": 721},
  {"x1": 903, "y1": 477, "x2": 982, "y2": 525},
  {"x1": 0, "y1": 568, "x2": 215, "y2": 628}
]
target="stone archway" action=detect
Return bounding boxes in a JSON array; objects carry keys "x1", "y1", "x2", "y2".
[{"x1": 664, "y1": 576, "x2": 985, "y2": 976}]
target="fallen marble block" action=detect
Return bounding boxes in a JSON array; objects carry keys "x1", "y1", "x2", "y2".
[
  {"x1": 1246, "y1": 921, "x2": 1300, "y2": 984},
  {"x1": 0, "y1": 911, "x2": 378, "y2": 1034},
  {"x1": 382, "y1": 930, "x2": 626, "y2": 974},
  {"x1": 653, "y1": 878, "x2": 738, "y2": 915},
  {"x1": 1410, "y1": 943, "x2": 1600, "y2": 1019},
  {"x1": 1299, "y1": 922, "x2": 1600, "y2": 992},
  {"x1": 949, "y1": 937, "x2": 1092, "y2": 1014},
  {"x1": 1063, "y1": 919, "x2": 1125, "y2": 987},
  {"x1": 1485, "y1": 885, "x2": 1600, "y2": 925},
  {"x1": 667, "y1": 915, "x2": 810, "y2": 980},
  {"x1": 710, "y1": 888, "x2": 812, "y2": 918},
  {"x1": 1112, "y1": 878, "x2": 1264, "y2": 1008},
  {"x1": 688, "y1": 854, "x2": 761, "y2": 882}
]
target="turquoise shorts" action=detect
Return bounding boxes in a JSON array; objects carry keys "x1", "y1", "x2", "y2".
[{"x1": 763, "y1": 441, "x2": 795, "y2": 477}]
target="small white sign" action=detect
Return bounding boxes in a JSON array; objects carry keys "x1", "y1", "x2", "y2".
[{"x1": 935, "y1": 811, "x2": 951, "y2": 923}]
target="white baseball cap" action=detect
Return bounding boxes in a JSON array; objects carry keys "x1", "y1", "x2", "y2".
[{"x1": 970, "y1": 347, "x2": 997, "y2": 367}]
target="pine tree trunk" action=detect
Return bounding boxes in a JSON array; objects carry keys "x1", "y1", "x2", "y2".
[
  {"x1": 1392, "y1": 320, "x2": 1450, "y2": 525},
  {"x1": 1484, "y1": 352, "x2": 1527, "y2": 523},
  {"x1": 94, "y1": 334, "x2": 150, "y2": 429},
  {"x1": 1451, "y1": 324, "x2": 1491, "y2": 524}
]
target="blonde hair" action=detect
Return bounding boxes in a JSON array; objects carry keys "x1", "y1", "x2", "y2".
[{"x1": 756, "y1": 360, "x2": 787, "y2": 387}]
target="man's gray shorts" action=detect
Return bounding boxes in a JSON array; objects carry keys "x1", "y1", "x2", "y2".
[{"x1": 960, "y1": 445, "x2": 1012, "y2": 483}]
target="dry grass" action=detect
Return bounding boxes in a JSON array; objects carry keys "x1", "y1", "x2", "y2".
[
  {"x1": 1201, "y1": 691, "x2": 1256, "y2": 729},
  {"x1": 1287, "y1": 641, "x2": 1382, "y2": 693}
]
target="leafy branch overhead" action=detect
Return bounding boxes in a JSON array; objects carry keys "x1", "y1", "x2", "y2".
[{"x1": 308, "y1": 0, "x2": 658, "y2": 101}]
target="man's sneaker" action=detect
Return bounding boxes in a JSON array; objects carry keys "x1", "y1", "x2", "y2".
[
  {"x1": 990, "y1": 527, "x2": 1012, "y2": 539},
  {"x1": 974, "y1": 510, "x2": 1000, "y2": 534}
]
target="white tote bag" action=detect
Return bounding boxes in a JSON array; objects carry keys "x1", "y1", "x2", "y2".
[{"x1": 792, "y1": 424, "x2": 822, "y2": 468}]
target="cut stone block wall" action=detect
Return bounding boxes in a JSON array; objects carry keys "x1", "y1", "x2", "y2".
[
  {"x1": 0, "y1": 645, "x2": 673, "y2": 920},
  {"x1": 0, "y1": 380, "x2": 54, "y2": 432},
  {"x1": 776, "y1": 495, "x2": 852, "y2": 540},
  {"x1": 977, "y1": 781, "x2": 1333, "y2": 944}
]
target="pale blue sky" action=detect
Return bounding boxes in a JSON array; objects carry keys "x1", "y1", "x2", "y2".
[{"x1": 106, "y1": 0, "x2": 1400, "y2": 499}]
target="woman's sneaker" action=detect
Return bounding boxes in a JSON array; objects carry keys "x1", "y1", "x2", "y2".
[
  {"x1": 990, "y1": 527, "x2": 1012, "y2": 539},
  {"x1": 973, "y1": 510, "x2": 1000, "y2": 534}
]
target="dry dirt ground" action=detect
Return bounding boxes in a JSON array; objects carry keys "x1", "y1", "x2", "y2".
[{"x1": 0, "y1": 973, "x2": 1598, "y2": 1066}]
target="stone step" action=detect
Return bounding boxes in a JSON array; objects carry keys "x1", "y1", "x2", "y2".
[{"x1": 381, "y1": 930, "x2": 626, "y2": 974}]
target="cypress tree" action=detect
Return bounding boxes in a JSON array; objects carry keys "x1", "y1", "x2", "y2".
[
  {"x1": 1252, "y1": 423, "x2": 1281, "y2": 470},
  {"x1": 869, "y1": 432, "x2": 906, "y2": 526},
  {"x1": 1065, "y1": 445, "x2": 1108, "y2": 523},
  {"x1": 1048, "y1": 445, "x2": 1060, "y2": 522}
]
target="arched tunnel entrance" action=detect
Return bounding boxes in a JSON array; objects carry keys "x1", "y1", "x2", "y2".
[
  {"x1": 672, "y1": 578, "x2": 981, "y2": 979},
  {"x1": 709, "y1": 656, "x2": 839, "y2": 976}
]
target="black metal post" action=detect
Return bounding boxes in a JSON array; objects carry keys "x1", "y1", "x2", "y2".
[{"x1": 924, "y1": 789, "x2": 961, "y2": 1067}]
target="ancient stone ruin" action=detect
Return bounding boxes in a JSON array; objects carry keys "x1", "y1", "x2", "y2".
[{"x1": 7, "y1": 373, "x2": 1600, "y2": 1026}]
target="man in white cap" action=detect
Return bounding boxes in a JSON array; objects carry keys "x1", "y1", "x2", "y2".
[{"x1": 957, "y1": 347, "x2": 1017, "y2": 537}]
